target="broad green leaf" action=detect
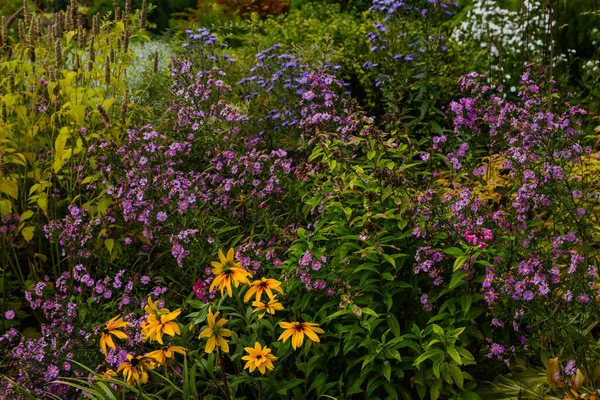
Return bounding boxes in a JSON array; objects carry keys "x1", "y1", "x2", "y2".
[
  {"x1": 0, "y1": 179, "x2": 18, "y2": 199},
  {"x1": 453, "y1": 255, "x2": 469, "y2": 271},
  {"x1": 21, "y1": 226, "x2": 35, "y2": 242},
  {"x1": 105, "y1": 238, "x2": 114, "y2": 255},
  {"x1": 447, "y1": 346, "x2": 462, "y2": 365},
  {"x1": 382, "y1": 361, "x2": 391, "y2": 381}
]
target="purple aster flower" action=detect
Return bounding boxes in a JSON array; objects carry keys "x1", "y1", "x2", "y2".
[
  {"x1": 565, "y1": 359, "x2": 576, "y2": 376},
  {"x1": 490, "y1": 343, "x2": 504, "y2": 356},
  {"x1": 5, "y1": 310, "x2": 15, "y2": 320},
  {"x1": 156, "y1": 212, "x2": 168, "y2": 222},
  {"x1": 578, "y1": 293, "x2": 590, "y2": 304},
  {"x1": 141, "y1": 275, "x2": 151, "y2": 285},
  {"x1": 311, "y1": 260, "x2": 322, "y2": 271}
]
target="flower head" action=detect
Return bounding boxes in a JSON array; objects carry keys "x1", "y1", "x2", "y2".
[
  {"x1": 242, "y1": 342, "x2": 277, "y2": 374},
  {"x1": 146, "y1": 344, "x2": 187, "y2": 366},
  {"x1": 198, "y1": 309, "x2": 231, "y2": 353},
  {"x1": 209, "y1": 248, "x2": 253, "y2": 297},
  {"x1": 252, "y1": 298, "x2": 284, "y2": 319},
  {"x1": 117, "y1": 354, "x2": 156, "y2": 386},
  {"x1": 278, "y1": 321, "x2": 324, "y2": 350},
  {"x1": 244, "y1": 277, "x2": 284, "y2": 303},
  {"x1": 100, "y1": 316, "x2": 128, "y2": 356},
  {"x1": 141, "y1": 309, "x2": 182, "y2": 344},
  {"x1": 144, "y1": 297, "x2": 169, "y2": 318}
]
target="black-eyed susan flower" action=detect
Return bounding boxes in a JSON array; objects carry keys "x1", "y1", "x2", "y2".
[
  {"x1": 102, "y1": 369, "x2": 118, "y2": 379},
  {"x1": 242, "y1": 342, "x2": 277, "y2": 374},
  {"x1": 141, "y1": 309, "x2": 182, "y2": 344},
  {"x1": 244, "y1": 277, "x2": 284, "y2": 303},
  {"x1": 278, "y1": 321, "x2": 324, "y2": 350},
  {"x1": 144, "y1": 297, "x2": 169, "y2": 318},
  {"x1": 198, "y1": 309, "x2": 231, "y2": 353},
  {"x1": 209, "y1": 248, "x2": 253, "y2": 297},
  {"x1": 100, "y1": 315, "x2": 128, "y2": 356},
  {"x1": 117, "y1": 354, "x2": 156, "y2": 386},
  {"x1": 145, "y1": 344, "x2": 187, "y2": 366},
  {"x1": 251, "y1": 298, "x2": 284, "y2": 319}
]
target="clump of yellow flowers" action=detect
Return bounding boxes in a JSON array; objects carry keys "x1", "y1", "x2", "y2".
[
  {"x1": 141, "y1": 297, "x2": 182, "y2": 344},
  {"x1": 100, "y1": 297, "x2": 187, "y2": 387}
]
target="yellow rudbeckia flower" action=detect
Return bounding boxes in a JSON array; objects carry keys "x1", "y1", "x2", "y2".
[
  {"x1": 198, "y1": 309, "x2": 231, "y2": 353},
  {"x1": 251, "y1": 298, "x2": 285, "y2": 319},
  {"x1": 145, "y1": 344, "x2": 187, "y2": 366},
  {"x1": 209, "y1": 248, "x2": 253, "y2": 297},
  {"x1": 144, "y1": 297, "x2": 169, "y2": 318},
  {"x1": 278, "y1": 321, "x2": 324, "y2": 350},
  {"x1": 244, "y1": 277, "x2": 284, "y2": 303},
  {"x1": 100, "y1": 315, "x2": 128, "y2": 356},
  {"x1": 242, "y1": 342, "x2": 277, "y2": 374},
  {"x1": 117, "y1": 354, "x2": 156, "y2": 386},
  {"x1": 141, "y1": 309, "x2": 182, "y2": 344}
]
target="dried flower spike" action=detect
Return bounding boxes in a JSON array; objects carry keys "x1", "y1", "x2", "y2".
[
  {"x1": 104, "y1": 56, "x2": 111, "y2": 84},
  {"x1": 97, "y1": 104, "x2": 111, "y2": 125},
  {"x1": 140, "y1": 0, "x2": 147, "y2": 30}
]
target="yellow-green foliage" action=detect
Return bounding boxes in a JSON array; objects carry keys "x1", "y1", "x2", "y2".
[{"x1": 0, "y1": 1, "x2": 152, "y2": 280}]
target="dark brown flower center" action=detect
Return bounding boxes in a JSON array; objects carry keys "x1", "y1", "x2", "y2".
[
  {"x1": 295, "y1": 323, "x2": 303, "y2": 330},
  {"x1": 130, "y1": 358, "x2": 140, "y2": 367},
  {"x1": 256, "y1": 355, "x2": 262, "y2": 360},
  {"x1": 103, "y1": 328, "x2": 110, "y2": 334},
  {"x1": 260, "y1": 281, "x2": 267, "y2": 287}
]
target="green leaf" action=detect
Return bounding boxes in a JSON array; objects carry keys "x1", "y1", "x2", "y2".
[
  {"x1": 412, "y1": 348, "x2": 443, "y2": 366},
  {"x1": 448, "y1": 363, "x2": 464, "y2": 389},
  {"x1": 20, "y1": 210, "x2": 34, "y2": 222},
  {"x1": 384, "y1": 292, "x2": 393, "y2": 311},
  {"x1": 386, "y1": 314, "x2": 401, "y2": 337},
  {"x1": 443, "y1": 247, "x2": 464, "y2": 257},
  {"x1": 21, "y1": 226, "x2": 35, "y2": 242},
  {"x1": 382, "y1": 361, "x2": 391, "y2": 381},
  {"x1": 447, "y1": 346, "x2": 462, "y2": 365},
  {"x1": 382, "y1": 254, "x2": 396, "y2": 268},
  {"x1": 432, "y1": 324, "x2": 444, "y2": 337},
  {"x1": 361, "y1": 353, "x2": 377, "y2": 370},
  {"x1": 430, "y1": 379, "x2": 442, "y2": 400},
  {"x1": 382, "y1": 272, "x2": 394, "y2": 281},
  {"x1": 449, "y1": 269, "x2": 467, "y2": 290},
  {"x1": 453, "y1": 255, "x2": 469, "y2": 271},
  {"x1": 0, "y1": 199, "x2": 11, "y2": 215},
  {"x1": 0, "y1": 180, "x2": 18, "y2": 199},
  {"x1": 105, "y1": 238, "x2": 114, "y2": 255},
  {"x1": 386, "y1": 348, "x2": 401, "y2": 361},
  {"x1": 307, "y1": 372, "x2": 328, "y2": 394},
  {"x1": 326, "y1": 309, "x2": 354, "y2": 319},
  {"x1": 461, "y1": 294, "x2": 473, "y2": 313},
  {"x1": 361, "y1": 308, "x2": 379, "y2": 317}
]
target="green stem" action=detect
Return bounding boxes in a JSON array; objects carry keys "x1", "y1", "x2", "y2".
[{"x1": 216, "y1": 347, "x2": 232, "y2": 400}]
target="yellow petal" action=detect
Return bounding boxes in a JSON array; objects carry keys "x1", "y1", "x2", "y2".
[
  {"x1": 303, "y1": 327, "x2": 321, "y2": 343},
  {"x1": 218, "y1": 336, "x2": 230, "y2": 353},
  {"x1": 226, "y1": 248, "x2": 235, "y2": 264},
  {"x1": 278, "y1": 328, "x2": 294, "y2": 343},
  {"x1": 198, "y1": 327, "x2": 213, "y2": 339},
  {"x1": 205, "y1": 336, "x2": 216, "y2": 353},
  {"x1": 219, "y1": 248, "x2": 228, "y2": 265}
]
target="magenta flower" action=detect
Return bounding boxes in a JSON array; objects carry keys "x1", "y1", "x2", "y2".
[{"x1": 5, "y1": 310, "x2": 15, "y2": 320}]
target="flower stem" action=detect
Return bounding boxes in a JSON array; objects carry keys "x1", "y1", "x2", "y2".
[{"x1": 217, "y1": 346, "x2": 232, "y2": 400}]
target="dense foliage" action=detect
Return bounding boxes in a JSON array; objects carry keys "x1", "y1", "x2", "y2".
[{"x1": 1, "y1": 0, "x2": 600, "y2": 399}]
